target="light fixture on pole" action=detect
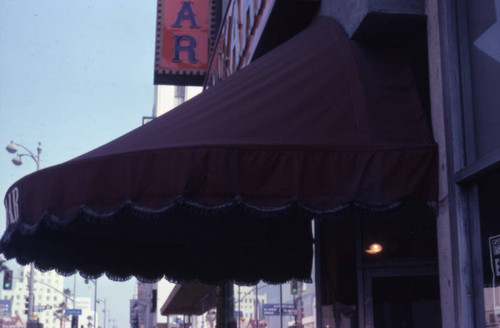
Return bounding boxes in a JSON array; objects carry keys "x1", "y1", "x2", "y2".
[
  {"x1": 5, "y1": 141, "x2": 18, "y2": 153},
  {"x1": 5, "y1": 140, "x2": 42, "y2": 324},
  {"x1": 6, "y1": 141, "x2": 42, "y2": 170}
]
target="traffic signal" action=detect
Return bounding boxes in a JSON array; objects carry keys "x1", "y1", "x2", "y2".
[
  {"x1": 3, "y1": 270, "x2": 13, "y2": 290},
  {"x1": 71, "y1": 315, "x2": 78, "y2": 328},
  {"x1": 24, "y1": 297, "x2": 29, "y2": 315},
  {"x1": 151, "y1": 289, "x2": 157, "y2": 312},
  {"x1": 290, "y1": 280, "x2": 298, "y2": 295}
]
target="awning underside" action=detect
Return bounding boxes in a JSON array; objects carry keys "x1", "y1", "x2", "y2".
[{"x1": 161, "y1": 283, "x2": 217, "y2": 315}]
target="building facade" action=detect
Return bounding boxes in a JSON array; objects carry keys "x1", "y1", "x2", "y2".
[
  {"x1": 74, "y1": 297, "x2": 97, "y2": 328},
  {"x1": 428, "y1": 0, "x2": 500, "y2": 325},
  {"x1": 156, "y1": 0, "x2": 500, "y2": 327},
  {"x1": 1, "y1": 266, "x2": 65, "y2": 328},
  {"x1": 153, "y1": 86, "x2": 202, "y2": 118}
]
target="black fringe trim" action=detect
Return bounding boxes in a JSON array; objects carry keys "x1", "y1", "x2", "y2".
[{"x1": 0, "y1": 196, "x2": 435, "y2": 285}]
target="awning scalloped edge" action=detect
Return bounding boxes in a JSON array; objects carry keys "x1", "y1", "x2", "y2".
[{"x1": 0, "y1": 195, "x2": 436, "y2": 285}]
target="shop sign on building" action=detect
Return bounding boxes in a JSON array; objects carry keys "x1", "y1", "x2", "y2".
[
  {"x1": 154, "y1": 0, "x2": 217, "y2": 86},
  {"x1": 75, "y1": 297, "x2": 92, "y2": 311},
  {"x1": 0, "y1": 300, "x2": 12, "y2": 317},
  {"x1": 0, "y1": 314, "x2": 23, "y2": 328},
  {"x1": 206, "y1": 0, "x2": 275, "y2": 87},
  {"x1": 5, "y1": 187, "x2": 20, "y2": 227},
  {"x1": 488, "y1": 234, "x2": 500, "y2": 315}
]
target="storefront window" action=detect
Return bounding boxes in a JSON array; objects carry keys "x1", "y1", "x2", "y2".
[
  {"x1": 478, "y1": 168, "x2": 500, "y2": 326},
  {"x1": 464, "y1": 0, "x2": 500, "y2": 159},
  {"x1": 361, "y1": 212, "x2": 438, "y2": 261},
  {"x1": 234, "y1": 279, "x2": 317, "y2": 328}
]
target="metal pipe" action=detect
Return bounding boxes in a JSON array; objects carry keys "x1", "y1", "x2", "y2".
[
  {"x1": 279, "y1": 284, "x2": 283, "y2": 328},
  {"x1": 94, "y1": 279, "x2": 97, "y2": 328},
  {"x1": 103, "y1": 299, "x2": 107, "y2": 328},
  {"x1": 73, "y1": 275, "x2": 77, "y2": 308},
  {"x1": 28, "y1": 263, "x2": 34, "y2": 321}
]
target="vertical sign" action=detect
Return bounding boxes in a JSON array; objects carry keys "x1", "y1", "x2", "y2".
[
  {"x1": 490, "y1": 234, "x2": 500, "y2": 309},
  {"x1": 492, "y1": 235, "x2": 500, "y2": 278},
  {"x1": 155, "y1": 0, "x2": 214, "y2": 86}
]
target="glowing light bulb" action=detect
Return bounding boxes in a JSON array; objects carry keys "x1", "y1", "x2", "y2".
[{"x1": 365, "y1": 243, "x2": 383, "y2": 254}]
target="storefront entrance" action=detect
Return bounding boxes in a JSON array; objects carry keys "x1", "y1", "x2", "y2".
[
  {"x1": 362, "y1": 264, "x2": 441, "y2": 328},
  {"x1": 320, "y1": 210, "x2": 441, "y2": 328}
]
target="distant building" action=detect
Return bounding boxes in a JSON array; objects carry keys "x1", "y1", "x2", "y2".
[
  {"x1": 153, "y1": 86, "x2": 202, "y2": 117},
  {"x1": 130, "y1": 282, "x2": 157, "y2": 328},
  {"x1": 1, "y1": 266, "x2": 64, "y2": 328},
  {"x1": 234, "y1": 286, "x2": 267, "y2": 322},
  {"x1": 74, "y1": 297, "x2": 97, "y2": 328}
]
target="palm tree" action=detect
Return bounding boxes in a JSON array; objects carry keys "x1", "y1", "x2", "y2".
[
  {"x1": 53, "y1": 288, "x2": 72, "y2": 328},
  {"x1": 0, "y1": 255, "x2": 10, "y2": 272},
  {"x1": 53, "y1": 301, "x2": 67, "y2": 322},
  {"x1": 87, "y1": 315, "x2": 94, "y2": 328}
]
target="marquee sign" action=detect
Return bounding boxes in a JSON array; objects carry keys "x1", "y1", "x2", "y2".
[{"x1": 154, "y1": 0, "x2": 218, "y2": 86}]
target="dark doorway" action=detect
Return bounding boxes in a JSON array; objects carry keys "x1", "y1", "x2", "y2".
[{"x1": 363, "y1": 267, "x2": 441, "y2": 328}]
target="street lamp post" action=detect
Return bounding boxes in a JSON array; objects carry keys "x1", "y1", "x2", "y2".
[
  {"x1": 6, "y1": 141, "x2": 42, "y2": 170},
  {"x1": 5, "y1": 140, "x2": 42, "y2": 324},
  {"x1": 94, "y1": 279, "x2": 97, "y2": 328},
  {"x1": 97, "y1": 298, "x2": 107, "y2": 328},
  {"x1": 86, "y1": 278, "x2": 98, "y2": 328}
]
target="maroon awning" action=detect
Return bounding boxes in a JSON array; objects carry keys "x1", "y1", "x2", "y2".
[{"x1": 1, "y1": 17, "x2": 437, "y2": 284}]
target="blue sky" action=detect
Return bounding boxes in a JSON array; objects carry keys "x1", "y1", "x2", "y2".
[{"x1": 1, "y1": 0, "x2": 161, "y2": 326}]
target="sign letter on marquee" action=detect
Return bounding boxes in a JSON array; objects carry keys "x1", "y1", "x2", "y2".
[
  {"x1": 172, "y1": 35, "x2": 199, "y2": 63},
  {"x1": 172, "y1": 1, "x2": 201, "y2": 29}
]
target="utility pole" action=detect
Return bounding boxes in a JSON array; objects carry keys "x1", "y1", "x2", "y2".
[
  {"x1": 6, "y1": 141, "x2": 42, "y2": 325},
  {"x1": 28, "y1": 264, "x2": 35, "y2": 322},
  {"x1": 97, "y1": 298, "x2": 107, "y2": 328}
]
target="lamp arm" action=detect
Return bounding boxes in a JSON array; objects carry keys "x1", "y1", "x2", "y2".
[
  {"x1": 15, "y1": 143, "x2": 41, "y2": 168},
  {"x1": 15, "y1": 143, "x2": 37, "y2": 160},
  {"x1": 33, "y1": 279, "x2": 74, "y2": 302}
]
